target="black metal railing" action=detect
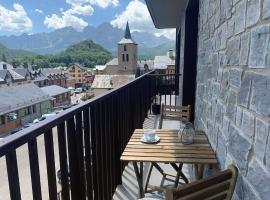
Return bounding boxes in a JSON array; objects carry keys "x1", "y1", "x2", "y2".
[
  {"x1": 0, "y1": 71, "x2": 157, "y2": 200},
  {"x1": 150, "y1": 72, "x2": 181, "y2": 114}
]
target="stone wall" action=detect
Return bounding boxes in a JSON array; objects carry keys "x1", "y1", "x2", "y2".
[{"x1": 195, "y1": 0, "x2": 270, "y2": 199}]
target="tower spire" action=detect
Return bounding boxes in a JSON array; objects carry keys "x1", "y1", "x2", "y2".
[{"x1": 124, "y1": 21, "x2": 132, "y2": 39}]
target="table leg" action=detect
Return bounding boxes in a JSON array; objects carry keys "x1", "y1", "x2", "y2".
[
  {"x1": 144, "y1": 162, "x2": 154, "y2": 192},
  {"x1": 194, "y1": 164, "x2": 205, "y2": 180},
  {"x1": 133, "y1": 162, "x2": 144, "y2": 198},
  {"x1": 171, "y1": 163, "x2": 189, "y2": 186}
]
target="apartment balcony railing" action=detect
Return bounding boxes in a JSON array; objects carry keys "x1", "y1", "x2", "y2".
[{"x1": 0, "y1": 71, "x2": 179, "y2": 200}]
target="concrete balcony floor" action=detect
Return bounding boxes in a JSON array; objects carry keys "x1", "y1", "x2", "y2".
[{"x1": 113, "y1": 114, "x2": 190, "y2": 200}]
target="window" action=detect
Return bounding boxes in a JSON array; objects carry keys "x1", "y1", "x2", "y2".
[
  {"x1": 7, "y1": 113, "x2": 17, "y2": 122},
  {"x1": 126, "y1": 54, "x2": 129, "y2": 62},
  {"x1": 32, "y1": 105, "x2": 36, "y2": 114},
  {"x1": 122, "y1": 54, "x2": 125, "y2": 62},
  {"x1": 78, "y1": 70, "x2": 81, "y2": 73},
  {"x1": 79, "y1": 79, "x2": 81, "y2": 82},
  {"x1": 26, "y1": 106, "x2": 31, "y2": 115},
  {"x1": 0, "y1": 115, "x2": 5, "y2": 125},
  {"x1": 124, "y1": 45, "x2": 127, "y2": 51},
  {"x1": 78, "y1": 74, "x2": 81, "y2": 77}
]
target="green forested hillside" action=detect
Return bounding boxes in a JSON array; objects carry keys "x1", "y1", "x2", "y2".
[
  {"x1": 0, "y1": 43, "x2": 35, "y2": 62},
  {"x1": 138, "y1": 41, "x2": 175, "y2": 60},
  {"x1": 14, "y1": 40, "x2": 113, "y2": 68}
]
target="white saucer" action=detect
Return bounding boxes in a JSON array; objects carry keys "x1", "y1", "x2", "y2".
[{"x1": 140, "y1": 135, "x2": 160, "y2": 144}]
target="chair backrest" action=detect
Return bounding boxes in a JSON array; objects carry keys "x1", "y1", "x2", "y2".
[
  {"x1": 158, "y1": 104, "x2": 191, "y2": 129},
  {"x1": 165, "y1": 164, "x2": 238, "y2": 200}
]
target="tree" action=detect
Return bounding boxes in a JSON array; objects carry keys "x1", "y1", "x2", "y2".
[
  {"x1": 2, "y1": 54, "x2": 7, "y2": 62},
  {"x1": 23, "y1": 62, "x2": 29, "y2": 68},
  {"x1": 135, "y1": 67, "x2": 141, "y2": 78}
]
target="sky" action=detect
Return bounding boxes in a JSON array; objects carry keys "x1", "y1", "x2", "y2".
[{"x1": 0, "y1": 0, "x2": 175, "y2": 39}]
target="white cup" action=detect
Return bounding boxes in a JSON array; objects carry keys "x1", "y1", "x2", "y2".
[{"x1": 144, "y1": 130, "x2": 156, "y2": 142}]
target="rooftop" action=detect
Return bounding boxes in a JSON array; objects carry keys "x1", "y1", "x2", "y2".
[
  {"x1": 41, "y1": 85, "x2": 69, "y2": 97},
  {"x1": 0, "y1": 83, "x2": 50, "y2": 115},
  {"x1": 92, "y1": 74, "x2": 135, "y2": 89}
]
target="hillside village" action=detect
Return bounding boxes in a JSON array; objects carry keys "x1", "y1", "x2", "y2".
[{"x1": 0, "y1": 22, "x2": 175, "y2": 137}]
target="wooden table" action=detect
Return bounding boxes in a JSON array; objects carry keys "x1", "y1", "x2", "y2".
[{"x1": 120, "y1": 129, "x2": 218, "y2": 198}]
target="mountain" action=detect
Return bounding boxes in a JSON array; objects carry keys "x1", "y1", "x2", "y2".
[
  {"x1": 138, "y1": 41, "x2": 175, "y2": 60},
  {"x1": 0, "y1": 23, "x2": 172, "y2": 55},
  {"x1": 0, "y1": 43, "x2": 35, "y2": 62},
  {"x1": 16, "y1": 40, "x2": 113, "y2": 68}
]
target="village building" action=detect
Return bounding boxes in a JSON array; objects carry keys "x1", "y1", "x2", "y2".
[
  {"x1": 41, "y1": 85, "x2": 71, "y2": 108},
  {"x1": 91, "y1": 75, "x2": 135, "y2": 96},
  {"x1": 67, "y1": 63, "x2": 94, "y2": 88},
  {"x1": 153, "y1": 49, "x2": 176, "y2": 74},
  {"x1": 92, "y1": 22, "x2": 138, "y2": 96},
  {"x1": 0, "y1": 83, "x2": 51, "y2": 135},
  {"x1": 94, "y1": 22, "x2": 138, "y2": 75},
  {"x1": 31, "y1": 68, "x2": 68, "y2": 88},
  {"x1": 0, "y1": 62, "x2": 13, "y2": 70},
  {"x1": 0, "y1": 65, "x2": 32, "y2": 88}
]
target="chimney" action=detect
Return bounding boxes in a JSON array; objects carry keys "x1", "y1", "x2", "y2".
[
  {"x1": 168, "y1": 49, "x2": 174, "y2": 59},
  {"x1": 3, "y1": 64, "x2": 7, "y2": 70}
]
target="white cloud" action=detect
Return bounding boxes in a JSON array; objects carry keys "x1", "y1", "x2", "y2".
[
  {"x1": 44, "y1": 0, "x2": 119, "y2": 31},
  {"x1": 66, "y1": 0, "x2": 119, "y2": 8},
  {"x1": 89, "y1": 0, "x2": 119, "y2": 8},
  {"x1": 110, "y1": 0, "x2": 175, "y2": 40},
  {"x1": 44, "y1": 12, "x2": 88, "y2": 31},
  {"x1": 66, "y1": 0, "x2": 90, "y2": 6},
  {"x1": 0, "y1": 3, "x2": 32, "y2": 33},
  {"x1": 44, "y1": 3, "x2": 94, "y2": 31},
  {"x1": 66, "y1": 5, "x2": 94, "y2": 15},
  {"x1": 35, "y1": 9, "x2": 43, "y2": 14}
]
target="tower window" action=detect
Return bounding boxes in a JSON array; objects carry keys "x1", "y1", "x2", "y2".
[
  {"x1": 124, "y1": 45, "x2": 127, "y2": 51},
  {"x1": 126, "y1": 54, "x2": 129, "y2": 62},
  {"x1": 122, "y1": 54, "x2": 125, "y2": 62}
]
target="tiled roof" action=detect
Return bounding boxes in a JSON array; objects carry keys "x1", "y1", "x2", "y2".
[
  {"x1": 0, "y1": 83, "x2": 51, "y2": 115},
  {"x1": 154, "y1": 54, "x2": 175, "y2": 69},
  {"x1": 106, "y1": 58, "x2": 119, "y2": 66},
  {"x1": 92, "y1": 75, "x2": 135, "y2": 89},
  {"x1": 41, "y1": 85, "x2": 69, "y2": 97}
]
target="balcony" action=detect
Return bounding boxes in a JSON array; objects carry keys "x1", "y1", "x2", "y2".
[{"x1": 0, "y1": 71, "x2": 179, "y2": 200}]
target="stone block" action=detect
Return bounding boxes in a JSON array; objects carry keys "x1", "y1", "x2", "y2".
[
  {"x1": 234, "y1": 0, "x2": 246, "y2": 34},
  {"x1": 226, "y1": 36, "x2": 240, "y2": 65},
  {"x1": 215, "y1": 101, "x2": 223, "y2": 126},
  {"x1": 250, "y1": 73, "x2": 270, "y2": 117},
  {"x1": 254, "y1": 118, "x2": 269, "y2": 163},
  {"x1": 241, "y1": 109, "x2": 255, "y2": 140},
  {"x1": 222, "y1": 116, "x2": 230, "y2": 134},
  {"x1": 246, "y1": 0, "x2": 260, "y2": 28},
  {"x1": 227, "y1": 18, "x2": 235, "y2": 39},
  {"x1": 235, "y1": 175, "x2": 261, "y2": 200},
  {"x1": 235, "y1": 106, "x2": 243, "y2": 127},
  {"x1": 217, "y1": 133, "x2": 227, "y2": 168},
  {"x1": 265, "y1": 130, "x2": 270, "y2": 169},
  {"x1": 247, "y1": 159, "x2": 270, "y2": 200},
  {"x1": 238, "y1": 72, "x2": 252, "y2": 108},
  {"x1": 226, "y1": 90, "x2": 237, "y2": 121},
  {"x1": 220, "y1": 0, "x2": 233, "y2": 23},
  {"x1": 263, "y1": 0, "x2": 270, "y2": 19},
  {"x1": 229, "y1": 68, "x2": 243, "y2": 88},
  {"x1": 249, "y1": 25, "x2": 270, "y2": 68},
  {"x1": 239, "y1": 32, "x2": 250, "y2": 66},
  {"x1": 228, "y1": 124, "x2": 252, "y2": 173}
]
